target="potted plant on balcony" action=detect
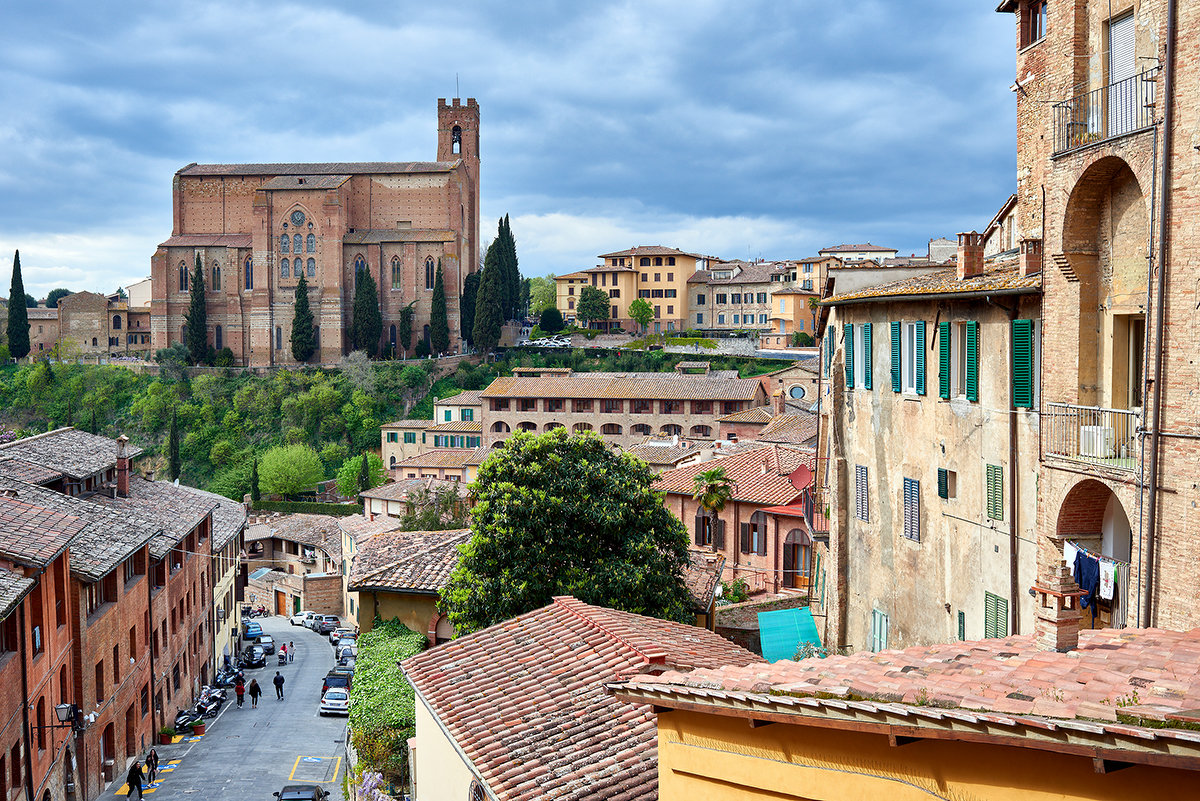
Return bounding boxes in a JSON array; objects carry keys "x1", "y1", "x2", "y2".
[{"x1": 158, "y1": 726, "x2": 176, "y2": 745}]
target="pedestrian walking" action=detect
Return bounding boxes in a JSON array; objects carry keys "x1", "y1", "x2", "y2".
[
  {"x1": 145, "y1": 748, "x2": 159, "y2": 785},
  {"x1": 126, "y1": 761, "x2": 144, "y2": 800},
  {"x1": 273, "y1": 671, "x2": 285, "y2": 700},
  {"x1": 248, "y1": 679, "x2": 262, "y2": 708},
  {"x1": 279, "y1": 643, "x2": 287, "y2": 662},
  {"x1": 288, "y1": 641, "x2": 294, "y2": 662},
  {"x1": 235, "y1": 679, "x2": 245, "y2": 708}
]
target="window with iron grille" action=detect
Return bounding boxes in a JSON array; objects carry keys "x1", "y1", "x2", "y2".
[
  {"x1": 854, "y1": 465, "x2": 869, "y2": 522},
  {"x1": 902, "y1": 478, "x2": 920, "y2": 541}
]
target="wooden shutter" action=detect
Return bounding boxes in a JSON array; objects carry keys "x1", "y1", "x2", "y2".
[
  {"x1": 957, "y1": 610, "x2": 966, "y2": 641},
  {"x1": 890, "y1": 321, "x2": 901, "y2": 393},
  {"x1": 694, "y1": 512, "x2": 705, "y2": 546},
  {"x1": 862, "y1": 323, "x2": 873, "y2": 389},
  {"x1": 937, "y1": 468, "x2": 948, "y2": 500},
  {"x1": 938, "y1": 321, "x2": 951, "y2": 399},
  {"x1": 985, "y1": 591, "x2": 1009, "y2": 638},
  {"x1": 965, "y1": 321, "x2": 979, "y2": 402},
  {"x1": 855, "y1": 464, "x2": 868, "y2": 522},
  {"x1": 757, "y1": 524, "x2": 768, "y2": 556},
  {"x1": 712, "y1": 519, "x2": 725, "y2": 551},
  {"x1": 903, "y1": 478, "x2": 920, "y2": 541},
  {"x1": 739, "y1": 523, "x2": 751, "y2": 554},
  {"x1": 1012, "y1": 319, "x2": 1034, "y2": 409},
  {"x1": 843, "y1": 324, "x2": 854, "y2": 388},
  {"x1": 986, "y1": 464, "x2": 1004, "y2": 521},
  {"x1": 914, "y1": 320, "x2": 926, "y2": 395}
]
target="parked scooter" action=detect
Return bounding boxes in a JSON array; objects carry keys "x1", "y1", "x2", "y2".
[
  {"x1": 175, "y1": 707, "x2": 203, "y2": 731},
  {"x1": 214, "y1": 667, "x2": 244, "y2": 688}
]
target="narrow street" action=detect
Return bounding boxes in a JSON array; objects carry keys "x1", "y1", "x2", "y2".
[{"x1": 102, "y1": 616, "x2": 348, "y2": 801}]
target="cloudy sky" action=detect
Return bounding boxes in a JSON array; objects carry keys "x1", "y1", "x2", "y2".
[{"x1": 0, "y1": 1, "x2": 1017, "y2": 298}]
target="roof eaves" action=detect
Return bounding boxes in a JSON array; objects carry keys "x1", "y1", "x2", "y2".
[{"x1": 823, "y1": 285, "x2": 1039, "y2": 307}]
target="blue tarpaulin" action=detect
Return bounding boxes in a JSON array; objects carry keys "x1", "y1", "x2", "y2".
[{"x1": 758, "y1": 607, "x2": 821, "y2": 663}]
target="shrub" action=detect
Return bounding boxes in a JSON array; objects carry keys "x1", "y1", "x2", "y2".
[
  {"x1": 538, "y1": 306, "x2": 564, "y2": 333},
  {"x1": 348, "y1": 619, "x2": 427, "y2": 786},
  {"x1": 214, "y1": 347, "x2": 235, "y2": 367}
]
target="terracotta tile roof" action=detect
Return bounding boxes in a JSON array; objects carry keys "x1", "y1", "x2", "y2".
[
  {"x1": 611, "y1": 627, "x2": 1200, "y2": 750},
  {"x1": 624, "y1": 439, "x2": 704, "y2": 469},
  {"x1": 771, "y1": 286, "x2": 819, "y2": 296},
  {"x1": 557, "y1": 271, "x2": 591, "y2": 280},
  {"x1": 359, "y1": 477, "x2": 467, "y2": 503},
  {"x1": 757, "y1": 412, "x2": 819, "y2": 446},
  {"x1": 480, "y1": 372, "x2": 763, "y2": 402},
  {"x1": 341, "y1": 229, "x2": 456, "y2": 245},
  {"x1": 26, "y1": 308, "x2": 59, "y2": 320},
  {"x1": 0, "y1": 428, "x2": 144, "y2": 480},
  {"x1": 717, "y1": 406, "x2": 774, "y2": 425},
  {"x1": 423, "y1": 420, "x2": 483, "y2": 434},
  {"x1": 826, "y1": 262, "x2": 1036, "y2": 304},
  {"x1": 684, "y1": 550, "x2": 725, "y2": 612},
  {"x1": 462, "y1": 446, "x2": 492, "y2": 467},
  {"x1": 702, "y1": 261, "x2": 779, "y2": 285},
  {"x1": 436, "y1": 390, "x2": 484, "y2": 407},
  {"x1": 381, "y1": 419, "x2": 433, "y2": 429},
  {"x1": 348, "y1": 528, "x2": 470, "y2": 593},
  {"x1": 178, "y1": 161, "x2": 456, "y2": 176},
  {"x1": 259, "y1": 175, "x2": 350, "y2": 190},
  {"x1": 159, "y1": 234, "x2": 253, "y2": 249},
  {"x1": 0, "y1": 568, "x2": 34, "y2": 619},
  {"x1": 90, "y1": 477, "x2": 220, "y2": 560},
  {"x1": 392, "y1": 449, "x2": 477, "y2": 470},
  {"x1": 599, "y1": 245, "x2": 707, "y2": 259},
  {"x1": 0, "y1": 494, "x2": 87, "y2": 567},
  {"x1": 654, "y1": 445, "x2": 812, "y2": 506},
  {"x1": 402, "y1": 596, "x2": 761, "y2": 801},
  {"x1": 0, "y1": 458, "x2": 64, "y2": 486},
  {"x1": 820, "y1": 243, "x2": 897, "y2": 253},
  {"x1": 244, "y1": 514, "x2": 343, "y2": 563},
  {"x1": 337, "y1": 513, "x2": 404, "y2": 546}
]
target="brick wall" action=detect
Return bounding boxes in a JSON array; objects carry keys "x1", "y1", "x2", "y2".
[{"x1": 303, "y1": 574, "x2": 345, "y2": 617}]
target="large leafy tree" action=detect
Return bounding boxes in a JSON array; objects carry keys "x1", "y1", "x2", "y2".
[
  {"x1": 430, "y1": 260, "x2": 450, "y2": 355},
  {"x1": 440, "y1": 428, "x2": 694, "y2": 633},
  {"x1": 335, "y1": 452, "x2": 385, "y2": 496},
  {"x1": 575, "y1": 285, "x2": 610, "y2": 329},
  {"x1": 184, "y1": 254, "x2": 208, "y2": 364},
  {"x1": 460, "y1": 272, "x2": 479, "y2": 345},
  {"x1": 259, "y1": 444, "x2": 325, "y2": 498},
  {"x1": 6, "y1": 250, "x2": 29, "y2": 359},
  {"x1": 290, "y1": 274, "x2": 316, "y2": 362},
  {"x1": 627, "y1": 298, "x2": 654, "y2": 334},
  {"x1": 471, "y1": 244, "x2": 504, "y2": 353},
  {"x1": 527, "y1": 275, "x2": 555, "y2": 315},
  {"x1": 45, "y1": 288, "x2": 73, "y2": 309},
  {"x1": 351, "y1": 268, "x2": 383, "y2": 357}
]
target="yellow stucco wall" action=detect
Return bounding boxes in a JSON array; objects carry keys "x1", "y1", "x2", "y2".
[
  {"x1": 657, "y1": 710, "x2": 1192, "y2": 801},
  {"x1": 356, "y1": 590, "x2": 438, "y2": 638},
  {"x1": 411, "y1": 693, "x2": 477, "y2": 801}
]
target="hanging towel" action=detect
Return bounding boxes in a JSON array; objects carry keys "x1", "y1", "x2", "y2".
[
  {"x1": 1099, "y1": 560, "x2": 1116, "y2": 601},
  {"x1": 1063, "y1": 541, "x2": 1079, "y2": 568}
]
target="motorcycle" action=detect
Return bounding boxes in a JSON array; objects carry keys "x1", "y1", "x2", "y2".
[
  {"x1": 247, "y1": 605, "x2": 268, "y2": 618},
  {"x1": 214, "y1": 668, "x2": 244, "y2": 688}
]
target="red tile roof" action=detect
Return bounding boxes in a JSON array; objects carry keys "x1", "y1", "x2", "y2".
[
  {"x1": 598, "y1": 245, "x2": 707, "y2": 259},
  {"x1": 0, "y1": 458, "x2": 63, "y2": 486},
  {"x1": 820, "y1": 243, "x2": 897, "y2": 253},
  {"x1": 756, "y1": 412, "x2": 819, "y2": 446},
  {"x1": 481, "y1": 372, "x2": 763, "y2": 402},
  {"x1": 402, "y1": 596, "x2": 761, "y2": 801},
  {"x1": 684, "y1": 550, "x2": 725, "y2": 612},
  {"x1": 347, "y1": 528, "x2": 470, "y2": 593},
  {"x1": 654, "y1": 445, "x2": 812, "y2": 506},
  {"x1": 178, "y1": 161, "x2": 456, "y2": 176},
  {"x1": 611, "y1": 627, "x2": 1200, "y2": 751}
]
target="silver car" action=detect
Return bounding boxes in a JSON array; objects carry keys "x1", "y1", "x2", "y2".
[{"x1": 319, "y1": 688, "x2": 350, "y2": 716}]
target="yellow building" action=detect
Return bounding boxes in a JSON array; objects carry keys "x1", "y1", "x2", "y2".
[
  {"x1": 761, "y1": 286, "x2": 820, "y2": 349},
  {"x1": 610, "y1": 626, "x2": 1200, "y2": 800}
]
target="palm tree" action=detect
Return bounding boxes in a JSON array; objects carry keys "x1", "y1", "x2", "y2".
[{"x1": 692, "y1": 467, "x2": 733, "y2": 547}]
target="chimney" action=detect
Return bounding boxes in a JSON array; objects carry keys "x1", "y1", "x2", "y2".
[
  {"x1": 774, "y1": 389, "x2": 787, "y2": 416},
  {"x1": 115, "y1": 434, "x2": 130, "y2": 498},
  {"x1": 1019, "y1": 237, "x2": 1043, "y2": 278},
  {"x1": 956, "y1": 231, "x2": 984, "y2": 280},
  {"x1": 1032, "y1": 561, "x2": 1085, "y2": 652}
]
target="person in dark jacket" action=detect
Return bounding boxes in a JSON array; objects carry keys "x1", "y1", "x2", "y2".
[
  {"x1": 126, "y1": 761, "x2": 144, "y2": 800},
  {"x1": 248, "y1": 679, "x2": 262, "y2": 708},
  {"x1": 273, "y1": 671, "x2": 285, "y2": 700},
  {"x1": 145, "y1": 748, "x2": 159, "y2": 784},
  {"x1": 235, "y1": 679, "x2": 245, "y2": 708}
]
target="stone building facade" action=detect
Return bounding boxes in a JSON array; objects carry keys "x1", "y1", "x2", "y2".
[
  {"x1": 150, "y1": 98, "x2": 480, "y2": 366},
  {"x1": 998, "y1": 0, "x2": 1198, "y2": 630}
]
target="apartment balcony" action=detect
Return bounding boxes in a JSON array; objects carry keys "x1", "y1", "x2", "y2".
[
  {"x1": 1052, "y1": 68, "x2": 1158, "y2": 155},
  {"x1": 1044, "y1": 403, "x2": 1141, "y2": 473}
]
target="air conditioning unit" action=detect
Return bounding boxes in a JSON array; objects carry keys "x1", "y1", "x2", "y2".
[{"x1": 1079, "y1": 425, "x2": 1115, "y2": 458}]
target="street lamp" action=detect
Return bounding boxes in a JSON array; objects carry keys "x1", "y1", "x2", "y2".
[{"x1": 30, "y1": 703, "x2": 84, "y2": 735}]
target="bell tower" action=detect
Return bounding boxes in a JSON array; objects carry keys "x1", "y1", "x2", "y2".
[{"x1": 438, "y1": 98, "x2": 480, "y2": 275}]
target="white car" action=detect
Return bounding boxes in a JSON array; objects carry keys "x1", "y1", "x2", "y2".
[
  {"x1": 291, "y1": 610, "x2": 316, "y2": 627},
  {"x1": 319, "y1": 688, "x2": 350, "y2": 716}
]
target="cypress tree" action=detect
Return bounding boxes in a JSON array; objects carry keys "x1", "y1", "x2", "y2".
[
  {"x1": 357, "y1": 452, "x2": 370, "y2": 494},
  {"x1": 250, "y1": 457, "x2": 261, "y2": 503},
  {"x1": 350, "y1": 269, "x2": 382, "y2": 357},
  {"x1": 398, "y1": 303, "x2": 414, "y2": 358},
  {"x1": 290, "y1": 274, "x2": 316, "y2": 362},
  {"x1": 461, "y1": 271, "x2": 480, "y2": 345},
  {"x1": 167, "y1": 409, "x2": 181, "y2": 481},
  {"x1": 430, "y1": 260, "x2": 450, "y2": 355},
  {"x1": 472, "y1": 245, "x2": 504, "y2": 353},
  {"x1": 6, "y1": 250, "x2": 29, "y2": 359},
  {"x1": 502, "y1": 214, "x2": 521, "y2": 319},
  {"x1": 184, "y1": 253, "x2": 208, "y2": 364}
]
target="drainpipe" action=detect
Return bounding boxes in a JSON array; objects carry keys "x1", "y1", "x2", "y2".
[
  {"x1": 18, "y1": 604, "x2": 35, "y2": 801},
  {"x1": 147, "y1": 556, "x2": 158, "y2": 734},
  {"x1": 1136, "y1": 120, "x2": 1159, "y2": 627},
  {"x1": 1008, "y1": 308, "x2": 1021, "y2": 636},
  {"x1": 1143, "y1": 0, "x2": 1178, "y2": 628}
]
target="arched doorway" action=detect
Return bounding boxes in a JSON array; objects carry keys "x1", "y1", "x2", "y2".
[
  {"x1": 782, "y1": 528, "x2": 811, "y2": 591},
  {"x1": 1055, "y1": 479, "x2": 1132, "y2": 628}
]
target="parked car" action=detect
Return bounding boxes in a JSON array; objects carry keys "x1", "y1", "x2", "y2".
[
  {"x1": 319, "y1": 688, "x2": 350, "y2": 716},
  {"x1": 239, "y1": 645, "x2": 266, "y2": 669},
  {"x1": 333, "y1": 636, "x2": 356, "y2": 652},
  {"x1": 321, "y1": 669, "x2": 352, "y2": 695},
  {"x1": 315, "y1": 615, "x2": 339, "y2": 635},
  {"x1": 290, "y1": 610, "x2": 316, "y2": 627},
  {"x1": 255, "y1": 634, "x2": 276, "y2": 654},
  {"x1": 242, "y1": 621, "x2": 263, "y2": 639},
  {"x1": 273, "y1": 786, "x2": 329, "y2": 801},
  {"x1": 308, "y1": 613, "x2": 334, "y2": 631},
  {"x1": 329, "y1": 627, "x2": 354, "y2": 646},
  {"x1": 337, "y1": 645, "x2": 358, "y2": 665}
]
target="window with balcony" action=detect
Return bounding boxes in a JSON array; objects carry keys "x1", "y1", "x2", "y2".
[
  {"x1": 602, "y1": 399, "x2": 622, "y2": 414},
  {"x1": 519, "y1": 399, "x2": 536, "y2": 412}
]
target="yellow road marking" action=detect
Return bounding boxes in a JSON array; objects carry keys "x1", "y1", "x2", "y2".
[{"x1": 288, "y1": 755, "x2": 342, "y2": 783}]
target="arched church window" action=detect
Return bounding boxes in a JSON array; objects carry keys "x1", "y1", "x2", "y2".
[
  {"x1": 293, "y1": 234, "x2": 302, "y2": 254},
  {"x1": 280, "y1": 234, "x2": 289, "y2": 253},
  {"x1": 354, "y1": 255, "x2": 367, "y2": 287},
  {"x1": 281, "y1": 259, "x2": 290, "y2": 279},
  {"x1": 306, "y1": 258, "x2": 315, "y2": 277},
  {"x1": 391, "y1": 257, "x2": 402, "y2": 290},
  {"x1": 423, "y1": 324, "x2": 430, "y2": 343},
  {"x1": 112, "y1": 315, "x2": 122, "y2": 330},
  {"x1": 244, "y1": 256, "x2": 254, "y2": 290},
  {"x1": 214, "y1": 325, "x2": 222, "y2": 350},
  {"x1": 179, "y1": 262, "x2": 188, "y2": 292},
  {"x1": 212, "y1": 262, "x2": 221, "y2": 290},
  {"x1": 306, "y1": 234, "x2": 316, "y2": 253},
  {"x1": 452, "y1": 125, "x2": 462, "y2": 154},
  {"x1": 425, "y1": 257, "x2": 435, "y2": 290},
  {"x1": 639, "y1": 258, "x2": 651, "y2": 267}
]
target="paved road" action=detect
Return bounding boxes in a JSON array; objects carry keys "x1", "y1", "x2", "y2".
[{"x1": 104, "y1": 616, "x2": 348, "y2": 801}]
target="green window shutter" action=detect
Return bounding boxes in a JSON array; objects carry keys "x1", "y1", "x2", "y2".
[
  {"x1": 938, "y1": 321, "x2": 951, "y2": 400},
  {"x1": 890, "y1": 321, "x2": 901, "y2": 393},
  {"x1": 965, "y1": 321, "x2": 979, "y2": 402},
  {"x1": 986, "y1": 464, "x2": 1004, "y2": 521},
  {"x1": 937, "y1": 468, "x2": 948, "y2": 499},
  {"x1": 984, "y1": 591, "x2": 1009, "y2": 638},
  {"x1": 862, "y1": 323, "x2": 873, "y2": 389},
  {"x1": 957, "y1": 610, "x2": 966, "y2": 641},
  {"x1": 1012, "y1": 318, "x2": 1034, "y2": 409},
  {"x1": 914, "y1": 320, "x2": 926, "y2": 395},
  {"x1": 844, "y1": 324, "x2": 854, "y2": 388}
]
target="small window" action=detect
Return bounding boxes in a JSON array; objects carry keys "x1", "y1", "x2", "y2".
[
  {"x1": 403, "y1": 432, "x2": 416, "y2": 444},
  {"x1": 452, "y1": 125, "x2": 462, "y2": 154},
  {"x1": 275, "y1": 326, "x2": 282, "y2": 351},
  {"x1": 280, "y1": 233, "x2": 290, "y2": 253},
  {"x1": 179, "y1": 262, "x2": 188, "y2": 292},
  {"x1": 1020, "y1": 0, "x2": 1048, "y2": 49},
  {"x1": 306, "y1": 233, "x2": 316, "y2": 253},
  {"x1": 307, "y1": 258, "x2": 315, "y2": 277},
  {"x1": 425, "y1": 257, "x2": 435, "y2": 290},
  {"x1": 696, "y1": 313, "x2": 703, "y2": 324},
  {"x1": 902, "y1": 478, "x2": 920, "y2": 541},
  {"x1": 937, "y1": 468, "x2": 957, "y2": 500},
  {"x1": 391, "y1": 257, "x2": 402, "y2": 290},
  {"x1": 293, "y1": 234, "x2": 302, "y2": 253},
  {"x1": 212, "y1": 263, "x2": 221, "y2": 290},
  {"x1": 870, "y1": 609, "x2": 888, "y2": 652},
  {"x1": 280, "y1": 259, "x2": 290, "y2": 278},
  {"x1": 855, "y1": 465, "x2": 869, "y2": 522},
  {"x1": 640, "y1": 258, "x2": 650, "y2": 267},
  {"x1": 654, "y1": 257, "x2": 662, "y2": 266}
]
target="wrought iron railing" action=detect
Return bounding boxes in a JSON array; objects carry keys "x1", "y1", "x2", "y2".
[
  {"x1": 1052, "y1": 67, "x2": 1159, "y2": 155},
  {"x1": 1044, "y1": 402, "x2": 1141, "y2": 472}
]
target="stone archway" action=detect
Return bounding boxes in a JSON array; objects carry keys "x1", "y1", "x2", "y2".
[{"x1": 1054, "y1": 478, "x2": 1133, "y2": 628}]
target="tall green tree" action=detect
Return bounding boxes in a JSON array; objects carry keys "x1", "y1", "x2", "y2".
[
  {"x1": 45, "y1": 288, "x2": 73, "y2": 309},
  {"x1": 440, "y1": 428, "x2": 693, "y2": 633},
  {"x1": 6, "y1": 250, "x2": 29, "y2": 359},
  {"x1": 184, "y1": 253, "x2": 208, "y2": 364},
  {"x1": 538, "y1": 306, "x2": 564, "y2": 334},
  {"x1": 527, "y1": 275, "x2": 555, "y2": 315},
  {"x1": 258, "y1": 444, "x2": 325, "y2": 497},
  {"x1": 460, "y1": 272, "x2": 480, "y2": 345},
  {"x1": 627, "y1": 298, "x2": 654, "y2": 334},
  {"x1": 350, "y1": 268, "x2": 382, "y2": 357},
  {"x1": 471, "y1": 243, "x2": 504, "y2": 352},
  {"x1": 398, "y1": 303, "x2": 414, "y2": 358},
  {"x1": 167, "y1": 409, "x2": 181, "y2": 481},
  {"x1": 290, "y1": 274, "x2": 316, "y2": 362},
  {"x1": 430, "y1": 260, "x2": 450, "y2": 355},
  {"x1": 357, "y1": 452, "x2": 372, "y2": 494},
  {"x1": 500, "y1": 215, "x2": 521, "y2": 319},
  {"x1": 575, "y1": 285, "x2": 610, "y2": 329}
]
